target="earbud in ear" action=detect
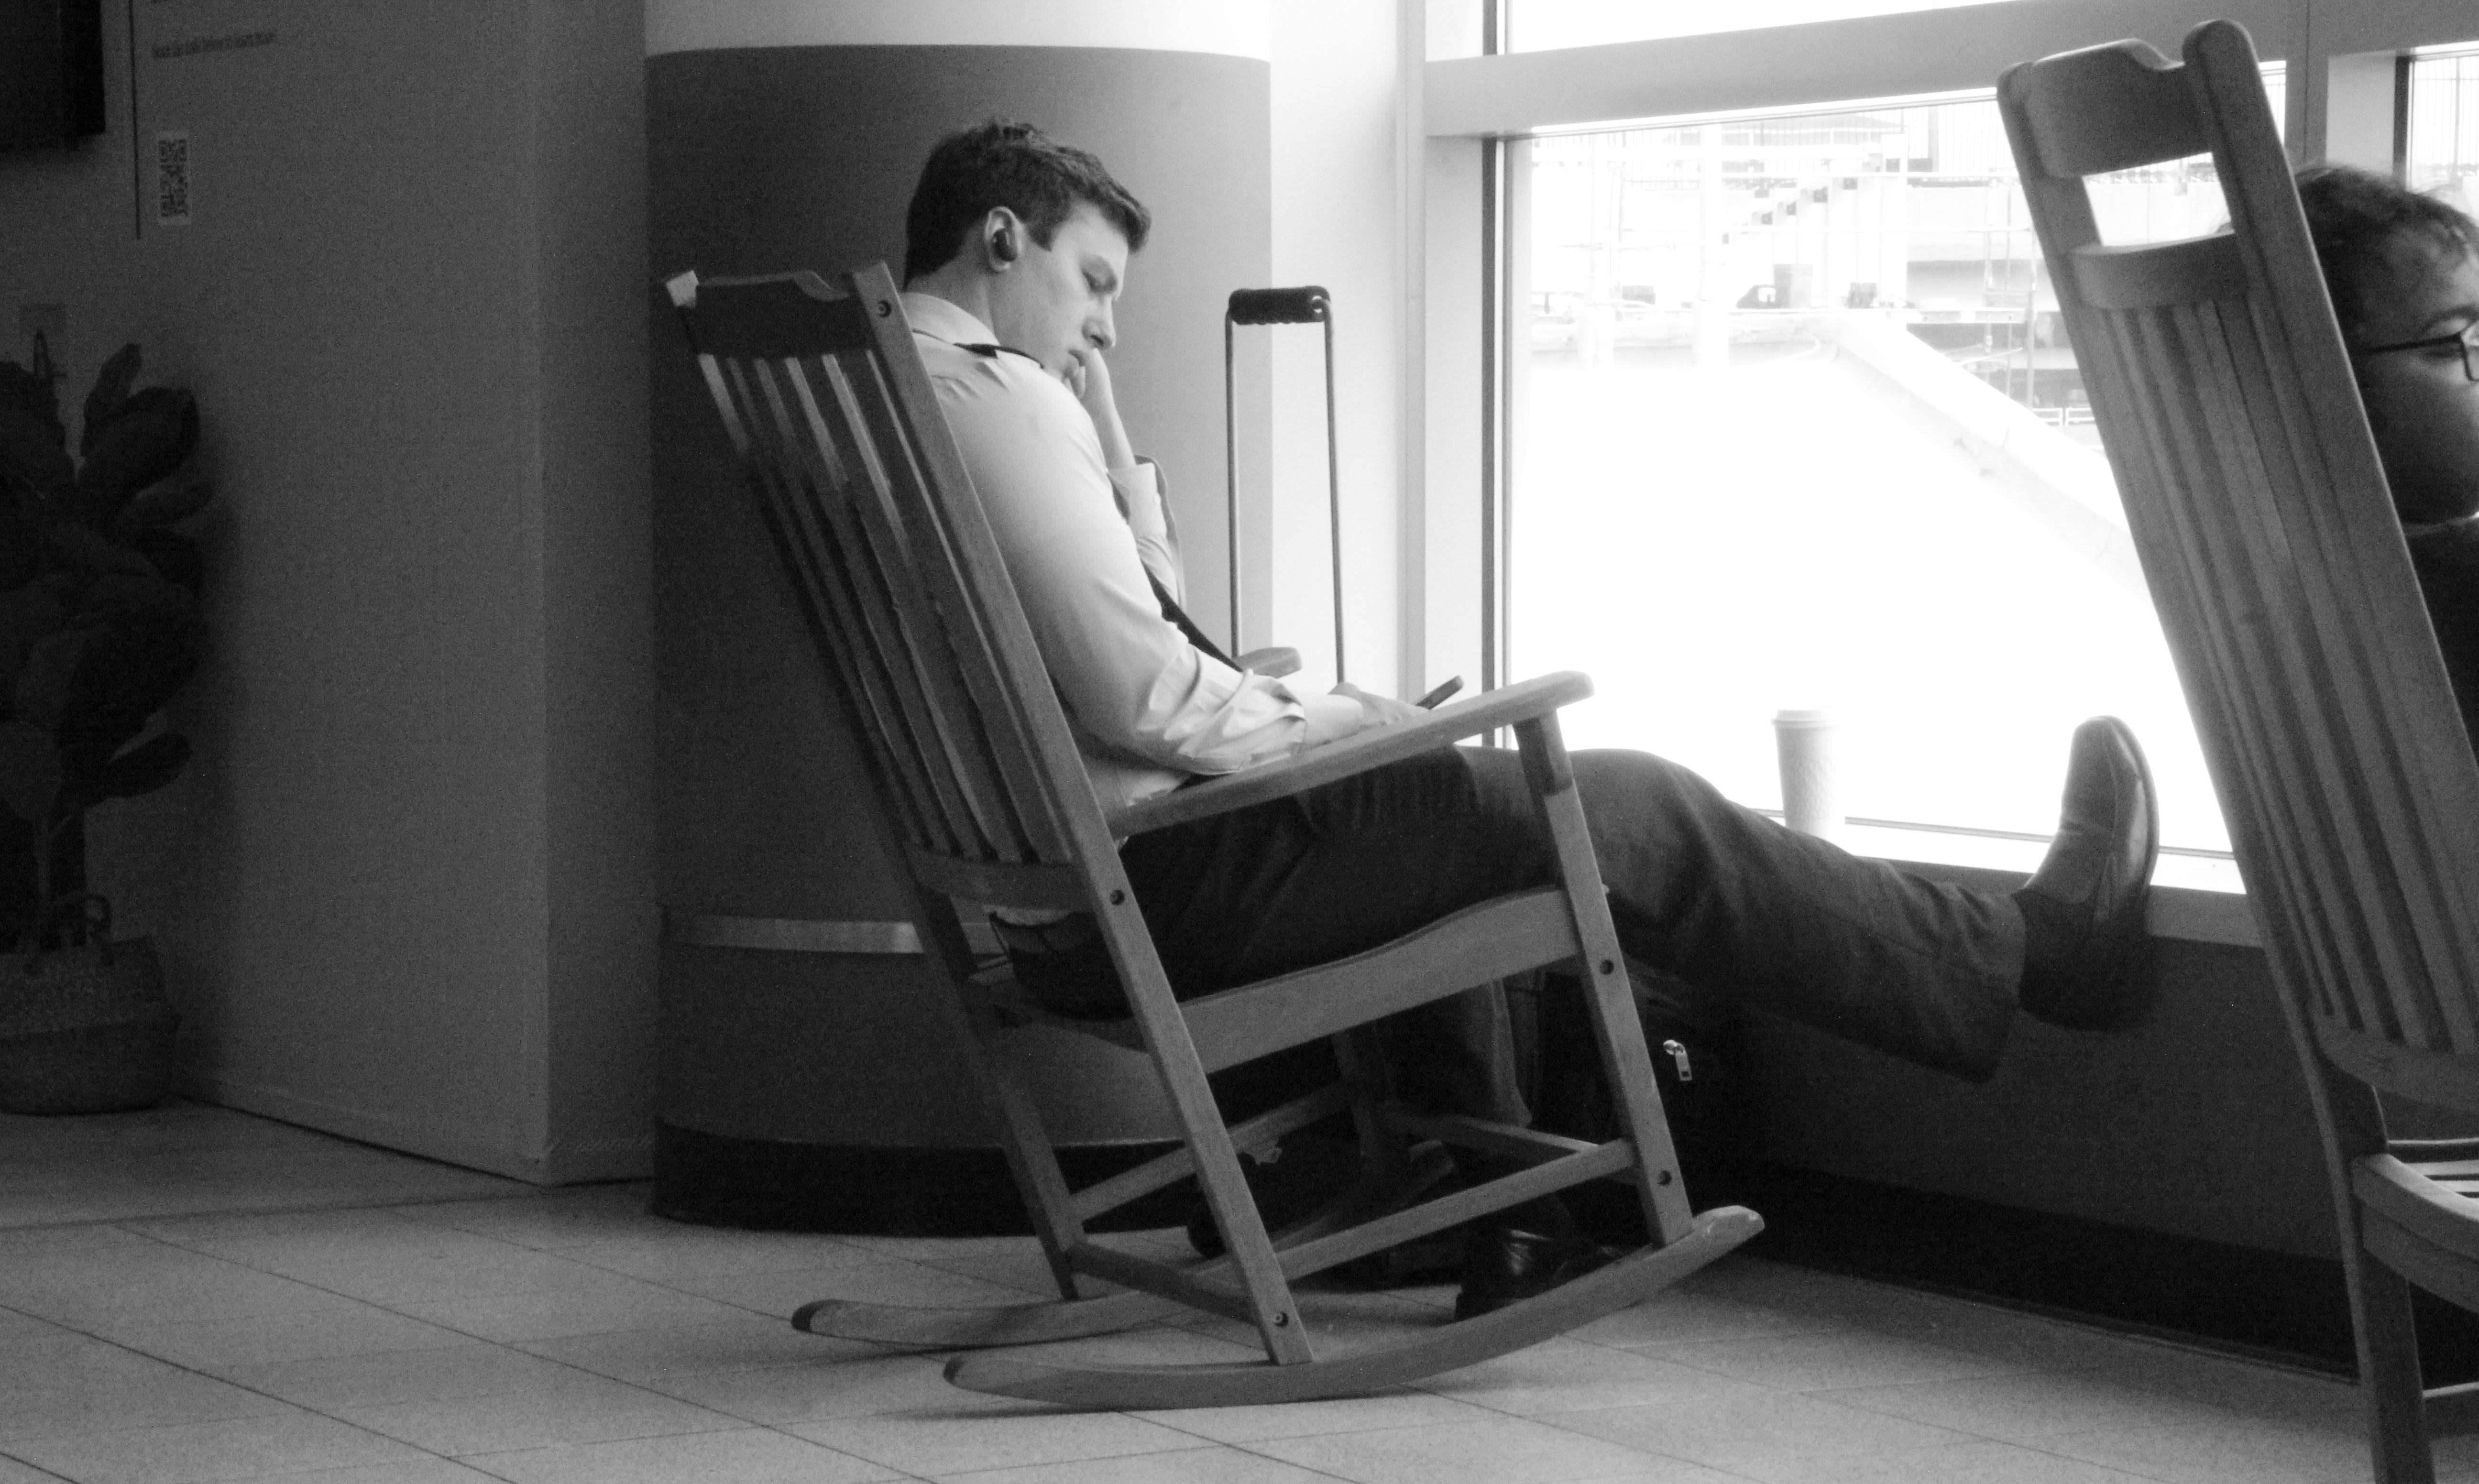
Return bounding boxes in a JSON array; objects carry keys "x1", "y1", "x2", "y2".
[{"x1": 991, "y1": 226, "x2": 1020, "y2": 263}]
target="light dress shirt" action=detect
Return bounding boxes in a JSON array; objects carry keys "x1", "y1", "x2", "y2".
[{"x1": 904, "y1": 291, "x2": 1366, "y2": 812}]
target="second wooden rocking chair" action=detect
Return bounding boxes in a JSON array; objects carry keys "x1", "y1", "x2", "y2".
[{"x1": 2004, "y1": 22, "x2": 2479, "y2": 1481}]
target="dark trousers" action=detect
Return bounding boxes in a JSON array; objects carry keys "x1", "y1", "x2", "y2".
[{"x1": 1103, "y1": 745, "x2": 2023, "y2": 1118}]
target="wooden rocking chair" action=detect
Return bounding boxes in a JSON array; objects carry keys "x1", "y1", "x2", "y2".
[
  {"x1": 663, "y1": 263, "x2": 1761, "y2": 1410},
  {"x1": 2003, "y1": 22, "x2": 2479, "y2": 1481}
]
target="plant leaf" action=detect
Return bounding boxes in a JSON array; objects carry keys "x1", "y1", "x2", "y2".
[
  {"x1": 15, "y1": 627, "x2": 94, "y2": 733},
  {"x1": 110, "y1": 476, "x2": 212, "y2": 539},
  {"x1": 55, "y1": 583, "x2": 203, "y2": 789},
  {"x1": 0, "y1": 407, "x2": 74, "y2": 505},
  {"x1": 44, "y1": 520, "x2": 158, "y2": 581},
  {"x1": 77, "y1": 572, "x2": 194, "y2": 627},
  {"x1": 79, "y1": 344, "x2": 141, "y2": 459},
  {"x1": 71, "y1": 387, "x2": 197, "y2": 529},
  {"x1": 0, "y1": 574, "x2": 74, "y2": 696},
  {"x1": 0, "y1": 362, "x2": 63, "y2": 445},
  {"x1": 0, "y1": 719, "x2": 62, "y2": 826},
  {"x1": 89, "y1": 732, "x2": 188, "y2": 801},
  {"x1": 127, "y1": 528, "x2": 201, "y2": 596}
]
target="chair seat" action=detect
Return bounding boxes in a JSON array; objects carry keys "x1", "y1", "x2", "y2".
[{"x1": 978, "y1": 886, "x2": 1580, "y2": 1072}]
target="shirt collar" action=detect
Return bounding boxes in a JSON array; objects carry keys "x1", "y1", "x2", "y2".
[{"x1": 900, "y1": 291, "x2": 996, "y2": 348}]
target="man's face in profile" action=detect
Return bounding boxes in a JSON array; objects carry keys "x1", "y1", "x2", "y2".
[
  {"x1": 987, "y1": 204, "x2": 1131, "y2": 379},
  {"x1": 2355, "y1": 237, "x2": 2479, "y2": 525}
]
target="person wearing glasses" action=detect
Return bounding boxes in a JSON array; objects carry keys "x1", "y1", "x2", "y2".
[{"x1": 2298, "y1": 166, "x2": 2479, "y2": 743}]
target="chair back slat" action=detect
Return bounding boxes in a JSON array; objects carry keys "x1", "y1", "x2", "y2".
[
  {"x1": 812, "y1": 352, "x2": 1064, "y2": 862},
  {"x1": 2162, "y1": 297, "x2": 2457, "y2": 1044},
  {"x1": 704, "y1": 350, "x2": 952, "y2": 856},
  {"x1": 2001, "y1": 22, "x2": 2479, "y2": 1096},
  {"x1": 794, "y1": 353, "x2": 1031, "y2": 861},
  {"x1": 669, "y1": 266, "x2": 1102, "y2": 888},
  {"x1": 730, "y1": 351, "x2": 981, "y2": 857},
  {"x1": 788, "y1": 351, "x2": 1023, "y2": 858}
]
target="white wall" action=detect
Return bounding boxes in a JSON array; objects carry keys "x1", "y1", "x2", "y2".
[{"x1": 5, "y1": 0, "x2": 653, "y2": 1182}]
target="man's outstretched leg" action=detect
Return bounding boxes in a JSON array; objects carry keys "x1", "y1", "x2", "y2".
[
  {"x1": 1527, "y1": 715, "x2": 2161, "y2": 1082},
  {"x1": 1444, "y1": 716, "x2": 2157, "y2": 1312}
]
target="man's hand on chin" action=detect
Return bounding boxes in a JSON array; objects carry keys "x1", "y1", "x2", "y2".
[{"x1": 1066, "y1": 345, "x2": 1137, "y2": 470}]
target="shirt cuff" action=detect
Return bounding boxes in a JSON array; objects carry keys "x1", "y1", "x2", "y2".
[
  {"x1": 1296, "y1": 690, "x2": 1367, "y2": 751},
  {"x1": 1114, "y1": 459, "x2": 1169, "y2": 545}
]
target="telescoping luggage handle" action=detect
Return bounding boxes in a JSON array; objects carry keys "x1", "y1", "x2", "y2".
[{"x1": 1223, "y1": 285, "x2": 1344, "y2": 682}]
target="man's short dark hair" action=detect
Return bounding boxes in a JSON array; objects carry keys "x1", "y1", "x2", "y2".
[
  {"x1": 2296, "y1": 164, "x2": 2479, "y2": 343},
  {"x1": 903, "y1": 121, "x2": 1151, "y2": 282}
]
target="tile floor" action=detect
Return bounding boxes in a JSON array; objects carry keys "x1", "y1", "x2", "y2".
[{"x1": 0, "y1": 1102, "x2": 2451, "y2": 1484}]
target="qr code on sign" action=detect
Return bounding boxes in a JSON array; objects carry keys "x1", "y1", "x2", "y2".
[{"x1": 155, "y1": 132, "x2": 191, "y2": 226}]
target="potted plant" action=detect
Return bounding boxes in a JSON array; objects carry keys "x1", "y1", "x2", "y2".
[{"x1": 0, "y1": 340, "x2": 210, "y2": 1113}]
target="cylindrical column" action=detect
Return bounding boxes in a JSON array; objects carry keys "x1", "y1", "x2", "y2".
[{"x1": 647, "y1": 2, "x2": 1273, "y2": 1232}]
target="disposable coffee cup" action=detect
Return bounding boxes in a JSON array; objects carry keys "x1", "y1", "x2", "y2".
[{"x1": 1773, "y1": 708, "x2": 1844, "y2": 843}]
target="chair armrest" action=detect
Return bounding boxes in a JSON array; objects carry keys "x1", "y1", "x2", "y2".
[{"x1": 1104, "y1": 671, "x2": 1593, "y2": 837}]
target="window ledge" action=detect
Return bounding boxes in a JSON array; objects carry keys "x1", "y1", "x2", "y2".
[{"x1": 1816, "y1": 818, "x2": 2257, "y2": 949}]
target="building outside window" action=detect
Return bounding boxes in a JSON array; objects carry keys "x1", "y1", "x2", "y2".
[
  {"x1": 1510, "y1": 80, "x2": 2276, "y2": 861},
  {"x1": 2408, "y1": 44, "x2": 2479, "y2": 211}
]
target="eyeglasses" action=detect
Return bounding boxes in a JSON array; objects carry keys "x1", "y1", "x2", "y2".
[{"x1": 2354, "y1": 321, "x2": 2479, "y2": 383}]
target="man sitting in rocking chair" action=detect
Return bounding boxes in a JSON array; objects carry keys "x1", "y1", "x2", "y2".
[{"x1": 897, "y1": 120, "x2": 2160, "y2": 1319}]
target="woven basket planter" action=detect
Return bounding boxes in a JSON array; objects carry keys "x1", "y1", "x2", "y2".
[{"x1": 0, "y1": 937, "x2": 177, "y2": 1115}]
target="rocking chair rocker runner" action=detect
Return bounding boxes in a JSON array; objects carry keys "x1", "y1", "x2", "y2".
[
  {"x1": 2002, "y1": 22, "x2": 2479, "y2": 1481},
  {"x1": 665, "y1": 262, "x2": 1761, "y2": 1410}
]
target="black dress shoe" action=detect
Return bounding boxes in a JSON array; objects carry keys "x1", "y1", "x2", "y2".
[
  {"x1": 1452, "y1": 1226, "x2": 1629, "y2": 1320},
  {"x1": 2015, "y1": 716, "x2": 2160, "y2": 1030}
]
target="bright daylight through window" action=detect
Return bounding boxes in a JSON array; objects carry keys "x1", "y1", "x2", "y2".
[
  {"x1": 1506, "y1": 78, "x2": 2303, "y2": 859},
  {"x1": 2410, "y1": 45, "x2": 2479, "y2": 208}
]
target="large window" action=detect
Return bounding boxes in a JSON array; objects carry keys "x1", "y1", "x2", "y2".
[
  {"x1": 1440, "y1": 5, "x2": 2479, "y2": 886},
  {"x1": 1507, "y1": 78, "x2": 2280, "y2": 859}
]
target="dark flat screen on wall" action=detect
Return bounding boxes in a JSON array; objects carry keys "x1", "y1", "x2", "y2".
[{"x1": 0, "y1": 0, "x2": 105, "y2": 150}]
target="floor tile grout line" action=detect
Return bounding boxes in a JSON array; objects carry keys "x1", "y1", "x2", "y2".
[
  {"x1": 0, "y1": 1167, "x2": 669, "y2": 1245},
  {"x1": 1989, "y1": 1431, "x2": 2206, "y2": 1484},
  {"x1": 0, "y1": 1244, "x2": 816, "y2": 1474},
  {"x1": 1196, "y1": 1437, "x2": 1370, "y2": 1484},
  {"x1": 0, "y1": 1375, "x2": 470, "y2": 1477},
  {"x1": 0, "y1": 1180, "x2": 554, "y2": 1238},
  {"x1": 0, "y1": 1443, "x2": 78, "y2": 1482},
  {"x1": 1531, "y1": 1394, "x2": 2373, "y2": 1484},
  {"x1": 109, "y1": 1226, "x2": 1161, "y2": 1484},
  {"x1": 100, "y1": 1194, "x2": 1018, "y2": 1333},
  {"x1": 87, "y1": 1197, "x2": 904, "y2": 1338},
  {"x1": 2006, "y1": 1414, "x2": 2385, "y2": 1484}
]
